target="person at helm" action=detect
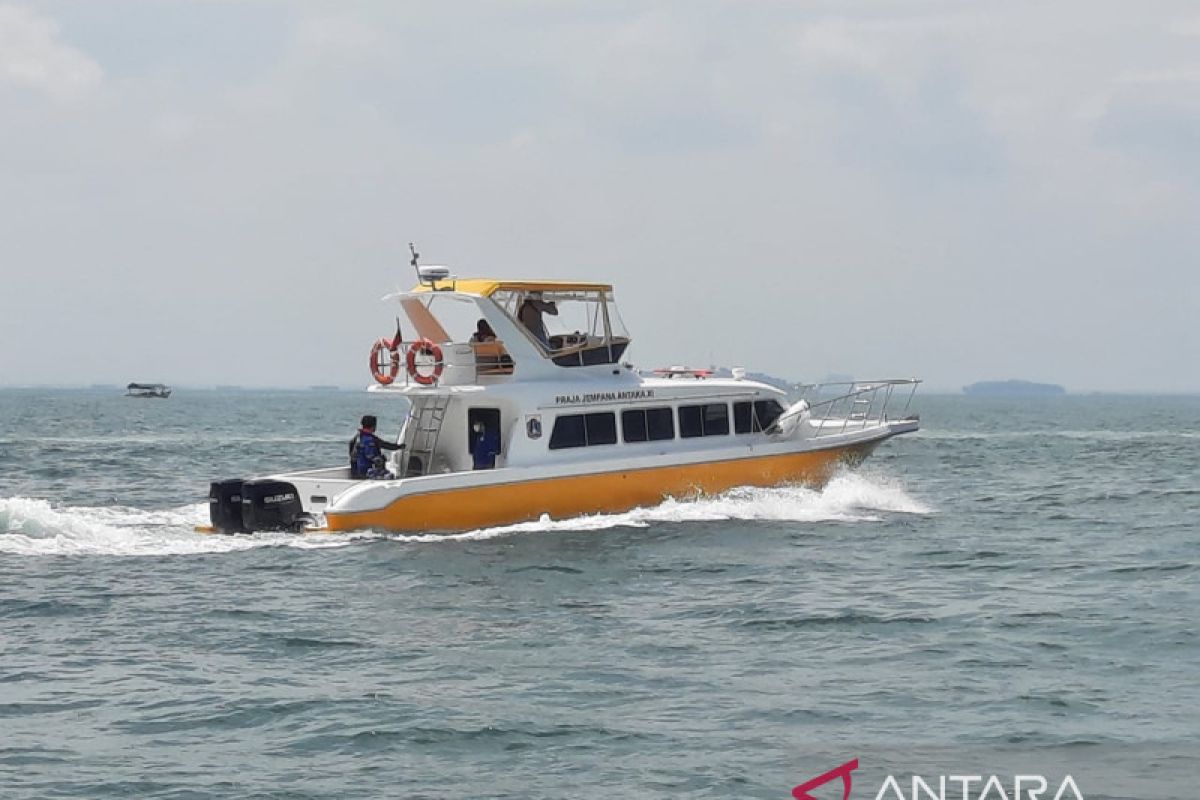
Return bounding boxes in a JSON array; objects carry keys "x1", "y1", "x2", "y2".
[
  {"x1": 518, "y1": 291, "x2": 558, "y2": 349},
  {"x1": 349, "y1": 415, "x2": 403, "y2": 479}
]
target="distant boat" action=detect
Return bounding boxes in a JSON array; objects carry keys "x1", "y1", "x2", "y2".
[
  {"x1": 126, "y1": 382, "x2": 172, "y2": 399},
  {"x1": 963, "y1": 380, "x2": 1065, "y2": 397}
]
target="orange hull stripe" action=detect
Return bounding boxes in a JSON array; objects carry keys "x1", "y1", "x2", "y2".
[{"x1": 326, "y1": 442, "x2": 875, "y2": 533}]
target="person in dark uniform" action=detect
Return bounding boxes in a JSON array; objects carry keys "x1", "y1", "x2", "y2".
[
  {"x1": 470, "y1": 421, "x2": 500, "y2": 470},
  {"x1": 349, "y1": 415, "x2": 403, "y2": 479}
]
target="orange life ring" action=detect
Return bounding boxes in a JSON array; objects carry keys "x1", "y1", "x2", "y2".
[
  {"x1": 369, "y1": 338, "x2": 400, "y2": 385},
  {"x1": 406, "y1": 338, "x2": 444, "y2": 386}
]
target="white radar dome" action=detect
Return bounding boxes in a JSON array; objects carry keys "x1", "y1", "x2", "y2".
[{"x1": 418, "y1": 265, "x2": 452, "y2": 283}]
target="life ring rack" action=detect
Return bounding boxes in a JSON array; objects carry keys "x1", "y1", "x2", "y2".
[
  {"x1": 369, "y1": 338, "x2": 400, "y2": 385},
  {"x1": 406, "y1": 338, "x2": 445, "y2": 386}
]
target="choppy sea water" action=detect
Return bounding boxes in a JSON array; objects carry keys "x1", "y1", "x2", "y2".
[{"x1": 1, "y1": 389, "x2": 1197, "y2": 799}]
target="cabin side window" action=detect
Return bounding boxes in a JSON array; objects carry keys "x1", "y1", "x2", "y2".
[
  {"x1": 734, "y1": 399, "x2": 786, "y2": 433},
  {"x1": 621, "y1": 407, "x2": 675, "y2": 443},
  {"x1": 586, "y1": 412, "x2": 618, "y2": 445},
  {"x1": 647, "y1": 408, "x2": 675, "y2": 440},
  {"x1": 679, "y1": 403, "x2": 730, "y2": 438},
  {"x1": 549, "y1": 412, "x2": 618, "y2": 450},
  {"x1": 755, "y1": 400, "x2": 785, "y2": 429}
]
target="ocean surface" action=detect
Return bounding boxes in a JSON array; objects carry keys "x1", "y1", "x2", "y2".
[{"x1": 1, "y1": 389, "x2": 1197, "y2": 799}]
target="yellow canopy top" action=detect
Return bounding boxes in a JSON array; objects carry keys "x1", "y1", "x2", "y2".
[{"x1": 411, "y1": 279, "x2": 614, "y2": 297}]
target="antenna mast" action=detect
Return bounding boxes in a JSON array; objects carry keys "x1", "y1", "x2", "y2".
[
  {"x1": 408, "y1": 242, "x2": 451, "y2": 288},
  {"x1": 409, "y1": 242, "x2": 421, "y2": 283}
]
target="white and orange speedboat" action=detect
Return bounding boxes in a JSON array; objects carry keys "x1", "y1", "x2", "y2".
[{"x1": 207, "y1": 264, "x2": 920, "y2": 534}]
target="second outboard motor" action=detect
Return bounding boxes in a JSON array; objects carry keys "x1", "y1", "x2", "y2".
[
  {"x1": 208, "y1": 479, "x2": 246, "y2": 534},
  {"x1": 240, "y1": 479, "x2": 304, "y2": 532}
]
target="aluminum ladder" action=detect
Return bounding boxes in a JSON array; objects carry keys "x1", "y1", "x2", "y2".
[{"x1": 401, "y1": 394, "x2": 452, "y2": 477}]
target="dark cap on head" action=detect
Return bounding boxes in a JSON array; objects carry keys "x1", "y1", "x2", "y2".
[{"x1": 361, "y1": 414, "x2": 377, "y2": 429}]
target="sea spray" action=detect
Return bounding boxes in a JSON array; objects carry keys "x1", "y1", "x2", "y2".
[
  {"x1": 0, "y1": 471, "x2": 930, "y2": 555},
  {"x1": 0, "y1": 498, "x2": 363, "y2": 556},
  {"x1": 394, "y1": 469, "x2": 933, "y2": 543}
]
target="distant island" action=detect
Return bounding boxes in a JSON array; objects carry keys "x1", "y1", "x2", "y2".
[{"x1": 963, "y1": 380, "x2": 1065, "y2": 397}]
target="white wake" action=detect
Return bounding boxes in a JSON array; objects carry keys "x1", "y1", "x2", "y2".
[
  {"x1": 0, "y1": 498, "x2": 368, "y2": 556},
  {"x1": 0, "y1": 471, "x2": 931, "y2": 556},
  {"x1": 409, "y1": 469, "x2": 932, "y2": 543}
]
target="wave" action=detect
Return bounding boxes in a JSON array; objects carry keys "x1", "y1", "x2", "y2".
[
  {"x1": 7, "y1": 433, "x2": 343, "y2": 447},
  {"x1": 388, "y1": 470, "x2": 934, "y2": 543},
  {"x1": 0, "y1": 498, "x2": 367, "y2": 557},
  {"x1": 918, "y1": 429, "x2": 1200, "y2": 442},
  {"x1": 0, "y1": 471, "x2": 931, "y2": 555}
]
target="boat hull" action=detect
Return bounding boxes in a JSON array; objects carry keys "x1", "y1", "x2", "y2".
[{"x1": 325, "y1": 439, "x2": 880, "y2": 533}]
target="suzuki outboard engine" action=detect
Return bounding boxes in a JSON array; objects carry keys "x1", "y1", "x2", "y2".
[
  {"x1": 208, "y1": 479, "x2": 246, "y2": 534},
  {"x1": 240, "y1": 479, "x2": 304, "y2": 532}
]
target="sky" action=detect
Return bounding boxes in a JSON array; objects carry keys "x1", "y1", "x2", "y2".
[{"x1": 1, "y1": 1, "x2": 1197, "y2": 392}]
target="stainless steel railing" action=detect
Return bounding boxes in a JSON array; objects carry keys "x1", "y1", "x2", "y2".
[{"x1": 793, "y1": 379, "x2": 921, "y2": 437}]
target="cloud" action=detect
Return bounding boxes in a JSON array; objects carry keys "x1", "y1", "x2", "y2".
[
  {"x1": 0, "y1": 4, "x2": 102, "y2": 99},
  {"x1": 1088, "y1": 64, "x2": 1200, "y2": 185},
  {"x1": 1168, "y1": 15, "x2": 1200, "y2": 36},
  {"x1": 795, "y1": 19, "x2": 883, "y2": 71},
  {"x1": 1096, "y1": 85, "x2": 1200, "y2": 179},
  {"x1": 291, "y1": 13, "x2": 382, "y2": 57}
]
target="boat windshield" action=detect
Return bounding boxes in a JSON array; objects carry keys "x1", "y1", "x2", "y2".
[
  {"x1": 492, "y1": 288, "x2": 631, "y2": 366},
  {"x1": 396, "y1": 286, "x2": 633, "y2": 369}
]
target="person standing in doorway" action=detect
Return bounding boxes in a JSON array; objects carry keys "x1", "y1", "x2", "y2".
[{"x1": 470, "y1": 421, "x2": 500, "y2": 470}]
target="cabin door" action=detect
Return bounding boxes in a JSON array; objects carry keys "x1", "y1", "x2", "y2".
[{"x1": 467, "y1": 408, "x2": 502, "y2": 470}]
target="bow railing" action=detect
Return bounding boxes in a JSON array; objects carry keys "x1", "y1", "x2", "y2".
[{"x1": 795, "y1": 379, "x2": 921, "y2": 437}]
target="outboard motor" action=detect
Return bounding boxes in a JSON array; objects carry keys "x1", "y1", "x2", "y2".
[
  {"x1": 240, "y1": 479, "x2": 304, "y2": 532},
  {"x1": 208, "y1": 479, "x2": 246, "y2": 534}
]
